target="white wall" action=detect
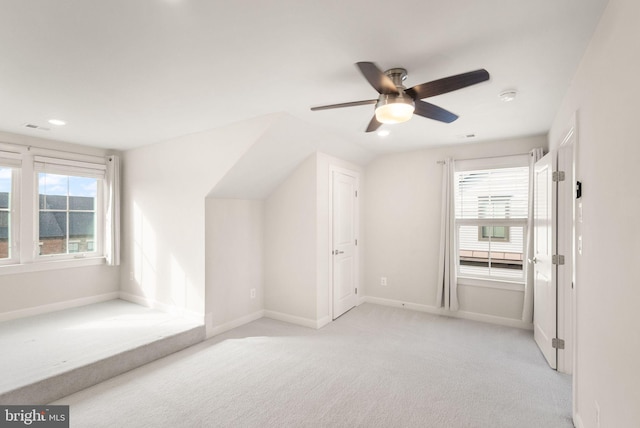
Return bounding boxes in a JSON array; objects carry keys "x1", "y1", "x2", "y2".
[
  {"x1": 205, "y1": 199, "x2": 263, "y2": 331},
  {"x1": 120, "y1": 114, "x2": 279, "y2": 320},
  {"x1": 264, "y1": 155, "x2": 318, "y2": 321},
  {"x1": 206, "y1": 149, "x2": 364, "y2": 330},
  {"x1": 549, "y1": 0, "x2": 640, "y2": 425},
  {"x1": 0, "y1": 131, "x2": 120, "y2": 318},
  {"x1": 363, "y1": 135, "x2": 546, "y2": 321}
]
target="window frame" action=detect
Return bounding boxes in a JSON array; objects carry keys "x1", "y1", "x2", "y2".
[
  {"x1": 0, "y1": 145, "x2": 113, "y2": 275},
  {"x1": 457, "y1": 219, "x2": 527, "y2": 283},
  {"x1": 34, "y1": 158, "x2": 106, "y2": 262},
  {"x1": 454, "y1": 155, "x2": 529, "y2": 285},
  {"x1": 0, "y1": 165, "x2": 21, "y2": 266}
]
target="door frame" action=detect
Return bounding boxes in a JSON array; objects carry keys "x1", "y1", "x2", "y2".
[{"x1": 328, "y1": 165, "x2": 360, "y2": 320}]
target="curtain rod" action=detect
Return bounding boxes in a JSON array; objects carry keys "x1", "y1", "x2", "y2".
[{"x1": 436, "y1": 151, "x2": 535, "y2": 164}]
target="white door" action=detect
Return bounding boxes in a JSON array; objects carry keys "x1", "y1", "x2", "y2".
[
  {"x1": 332, "y1": 170, "x2": 358, "y2": 319},
  {"x1": 533, "y1": 153, "x2": 557, "y2": 368}
]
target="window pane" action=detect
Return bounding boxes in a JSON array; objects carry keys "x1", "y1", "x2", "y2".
[
  {"x1": 70, "y1": 212, "x2": 96, "y2": 252},
  {"x1": 69, "y1": 196, "x2": 95, "y2": 210},
  {"x1": 0, "y1": 167, "x2": 12, "y2": 260},
  {"x1": 459, "y1": 224, "x2": 525, "y2": 281},
  {"x1": 0, "y1": 167, "x2": 11, "y2": 209},
  {"x1": 38, "y1": 173, "x2": 98, "y2": 256},
  {"x1": 0, "y1": 211, "x2": 8, "y2": 259},
  {"x1": 70, "y1": 176, "x2": 97, "y2": 197},
  {"x1": 39, "y1": 212, "x2": 67, "y2": 255}
]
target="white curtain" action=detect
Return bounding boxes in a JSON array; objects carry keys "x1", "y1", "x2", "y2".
[
  {"x1": 436, "y1": 158, "x2": 459, "y2": 311},
  {"x1": 104, "y1": 155, "x2": 121, "y2": 266},
  {"x1": 522, "y1": 148, "x2": 544, "y2": 322}
]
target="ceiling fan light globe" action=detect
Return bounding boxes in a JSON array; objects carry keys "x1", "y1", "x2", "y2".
[{"x1": 375, "y1": 102, "x2": 415, "y2": 124}]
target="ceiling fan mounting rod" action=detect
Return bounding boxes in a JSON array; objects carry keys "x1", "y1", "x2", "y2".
[{"x1": 384, "y1": 68, "x2": 408, "y2": 89}]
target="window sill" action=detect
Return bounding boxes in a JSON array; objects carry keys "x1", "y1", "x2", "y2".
[
  {"x1": 457, "y1": 276, "x2": 525, "y2": 292},
  {"x1": 0, "y1": 256, "x2": 107, "y2": 276}
]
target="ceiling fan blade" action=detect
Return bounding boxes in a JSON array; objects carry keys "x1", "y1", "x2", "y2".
[
  {"x1": 414, "y1": 100, "x2": 458, "y2": 123},
  {"x1": 311, "y1": 99, "x2": 377, "y2": 111},
  {"x1": 356, "y1": 62, "x2": 399, "y2": 95},
  {"x1": 365, "y1": 115, "x2": 382, "y2": 132},
  {"x1": 405, "y1": 69, "x2": 490, "y2": 100}
]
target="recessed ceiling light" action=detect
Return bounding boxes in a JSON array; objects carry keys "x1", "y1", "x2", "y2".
[
  {"x1": 48, "y1": 119, "x2": 66, "y2": 126},
  {"x1": 499, "y1": 90, "x2": 517, "y2": 102},
  {"x1": 377, "y1": 129, "x2": 390, "y2": 137}
]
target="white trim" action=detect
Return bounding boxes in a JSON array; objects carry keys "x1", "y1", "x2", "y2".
[
  {"x1": 118, "y1": 291, "x2": 204, "y2": 325},
  {"x1": 0, "y1": 256, "x2": 106, "y2": 275},
  {"x1": 207, "y1": 310, "x2": 265, "y2": 338},
  {"x1": 263, "y1": 310, "x2": 326, "y2": 329},
  {"x1": 316, "y1": 315, "x2": 331, "y2": 329},
  {"x1": 0, "y1": 291, "x2": 119, "y2": 322},
  {"x1": 454, "y1": 309, "x2": 533, "y2": 330},
  {"x1": 363, "y1": 296, "x2": 533, "y2": 330},
  {"x1": 457, "y1": 277, "x2": 525, "y2": 292}
]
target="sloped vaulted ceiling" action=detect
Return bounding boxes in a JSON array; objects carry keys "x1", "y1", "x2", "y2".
[{"x1": 208, "y1": 113, "x2": 374, "y2": 200}]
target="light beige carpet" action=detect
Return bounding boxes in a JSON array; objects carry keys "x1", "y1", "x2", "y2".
[{"x1": 54, "y1": 303, "x2": 572, "y2": 427}]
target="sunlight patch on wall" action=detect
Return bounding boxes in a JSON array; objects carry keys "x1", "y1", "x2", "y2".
[{"x1": 133, "y1": 201, "x2": 157, "y2": 303}]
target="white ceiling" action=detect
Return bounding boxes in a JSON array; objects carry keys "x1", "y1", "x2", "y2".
[{"x1": 0, "y1": 0, "x2": 608, "y2": 154}]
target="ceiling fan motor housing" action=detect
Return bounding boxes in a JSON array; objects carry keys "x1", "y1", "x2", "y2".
[{"x1": 384, "y1": 67, "x2": 409, "y2": 87}]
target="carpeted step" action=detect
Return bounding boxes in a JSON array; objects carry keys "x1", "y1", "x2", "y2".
[{"x1": 0, "y1": 325, "x2": 205, "y2": 405}]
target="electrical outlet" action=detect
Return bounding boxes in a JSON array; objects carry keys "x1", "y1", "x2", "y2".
[
  {"x1": 250, "y1": 288, "x2": 256, "y2": 299},
  {"x1": 595, "y1": 401, "x2": 600, "y2": 428},
  {"x1": 380, "y1": 277, "x2": 387, "y2": 286}
]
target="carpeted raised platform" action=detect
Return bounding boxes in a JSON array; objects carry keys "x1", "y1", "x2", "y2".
[{"x1": 0, "y1": 299, "x2": 205, "y2": 405}]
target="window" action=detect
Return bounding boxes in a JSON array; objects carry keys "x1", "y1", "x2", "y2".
[
  {"x1": 0, "y1": 166, "x2": 14, "y2": 261},
  {"x1": 0, "y1": 152, "x2": 21, "y2": 265},
  {"x1": 477, "y1": 196, "x2": 510, "y2": 242},
  {"x1": 0, "y1": 147, "x2": 117, "y2": 273},
  {"x1": 35, "y1": 157, "x2": 105, "y2": 259},
  {"x1": 38, "y1": 173, "x2": 98, "y2": 256},
  {"x1": 455, "y1": 163, "x2": 529, "y2": 282}
]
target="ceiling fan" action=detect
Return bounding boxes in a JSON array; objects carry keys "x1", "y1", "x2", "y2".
[{"x1": 311, "y1": 62, "x2": 490, "y2": 132}]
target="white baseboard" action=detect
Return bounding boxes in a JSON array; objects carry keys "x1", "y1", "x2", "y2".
[
  {"x1": 364, "y1": 296, "x2": 442, "y2": 316},
  {"x1": 118, "y1": 292, "x2": 205, "y2": 325},
  {"x1": 316, "y1": 315, "x2": 331, "y2": 329},
  {"x1": 207, "y1": 310, "x2": 265, "y2": 338},
  {"x1": 0, "y1": 291, "x2": 119, "y2": 322},
  {"x1": 263, "y1": 310, "x2": 324, "y2": 329},
  {"x1": 363, "y1": 296, "x2": 534, "y2": 330}
]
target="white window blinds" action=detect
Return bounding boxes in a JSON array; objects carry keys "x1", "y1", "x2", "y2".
[
  {"x1": 455, "y1": 166, "x2": 529, "y2": 220},
  {"x1": 0, "y1": 151, "x2": 22, "y2": 168},
  {"x1": 34, "y1": 156, "x2": 106, "y2": 179}
]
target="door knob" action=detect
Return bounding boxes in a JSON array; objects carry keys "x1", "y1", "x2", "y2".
[
  {"x1": 528, "y1": 257, "x2": 538, "y2": 264},
  {"x1": 333, "y1": 250, "x2": 344, "y2": 255}
]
